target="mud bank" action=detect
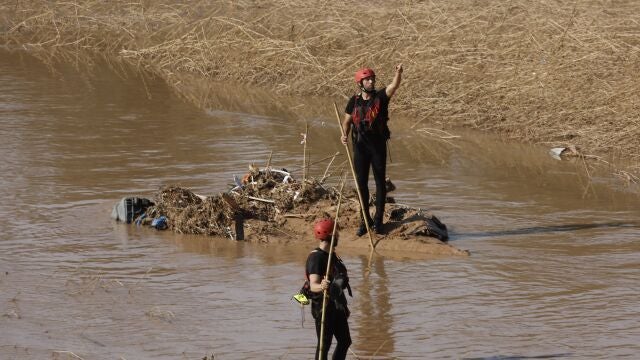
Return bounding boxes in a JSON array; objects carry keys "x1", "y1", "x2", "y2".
[{"x1": 136, "y1": 166, "x2": 469, "y2": 257}]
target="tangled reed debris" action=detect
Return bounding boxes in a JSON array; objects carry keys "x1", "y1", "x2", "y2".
[{"x1": 142, "y1": 168, "x2": 335, "y2": 237}]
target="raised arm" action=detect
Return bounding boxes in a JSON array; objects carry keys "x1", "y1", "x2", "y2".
[{"x1": 386, "y1": 63, "x2": 403, "y2": 98}]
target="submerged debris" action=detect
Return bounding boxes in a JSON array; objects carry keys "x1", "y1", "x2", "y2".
[{"x1": 549, "y1": 145, "x2": 583, "y2": 160}]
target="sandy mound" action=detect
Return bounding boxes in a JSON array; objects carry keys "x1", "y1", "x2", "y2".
[{"x1": 140, "y1": 166, "x2": 469, "y2": 257}]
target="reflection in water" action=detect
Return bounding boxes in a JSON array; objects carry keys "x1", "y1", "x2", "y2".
[{"x1": 355, "y1": 253, "x2": 394, "y2": 358}]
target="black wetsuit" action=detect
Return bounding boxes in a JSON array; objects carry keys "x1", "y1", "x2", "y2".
[
  {"x1": 306, "y1": 248, "x2": 352, "y2": 360},
  {"x1": 345, "y1": 88, "x2": 391, "y2": 227}
]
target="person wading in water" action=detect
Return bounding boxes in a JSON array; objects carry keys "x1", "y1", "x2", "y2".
[
  {"x1": 306, "y1": 218, "x2": 352, "y2": 360},
  {"x1": 341, "y1": 64, "x2": 403, "y2": 236}
]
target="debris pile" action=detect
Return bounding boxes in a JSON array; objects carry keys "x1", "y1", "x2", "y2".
[
  {"x1": 140, "y1": 167, "x2": 337, "y2": 237},
  {"x1": 142, "y1": 187, "x2": 233, "y2": 236},
  {"x1": 124, "y1": 165, "x2": 468, "y2": 256}
]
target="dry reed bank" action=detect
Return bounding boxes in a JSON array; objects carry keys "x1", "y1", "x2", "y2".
[{"x1": 2, "y1": 0, "x2": 639, "y2": 175}]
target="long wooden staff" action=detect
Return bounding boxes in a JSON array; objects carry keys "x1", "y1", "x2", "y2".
[
  {"x1": 333, "y1": 102, "x2": 376, "y2": 249},
  {"x1": 318, "y1": 175, "x2": 345, "y2": 359}
]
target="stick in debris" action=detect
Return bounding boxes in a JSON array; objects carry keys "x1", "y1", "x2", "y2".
[
  {"x1": 302, "y1": 120, "x2": 308, "y2": 188},
  {"x1": 247, "y1": 196, "x2": 275, "y2": 204},
  {"x1": 265, "y1": 150, "x2": 273, "y2": 177},
  {"x1": 290, "y1": 152, "x2": 342, "y2": 173},
  {"x1": 320, "y1": 152, "x2": 339, "y2": 184}
]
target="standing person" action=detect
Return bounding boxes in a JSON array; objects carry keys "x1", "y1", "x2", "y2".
[
  {"x1": 306, "y1": 218, "x2": 352, "y2": 360},
  {"x1": 341, "y1": 64, "x2": 403, "y2": 236}
]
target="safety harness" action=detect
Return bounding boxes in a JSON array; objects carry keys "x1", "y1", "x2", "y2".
[
  {"x1": 351, "y1": 91, "x2": 390, "y2": 141},
  {"x1": 299, "y1": 249, "x2": 352, "y2": 302},
  {"x1": 352, "y1": 93, "x2": 381, "y2": 131}
]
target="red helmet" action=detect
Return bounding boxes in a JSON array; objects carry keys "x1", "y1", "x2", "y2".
[
  {"x1": 314, "y1": 218, "x2": 335, "y2": 241},
  {"x1": 354, "y1": 68, "x2": 375, "y2": 83}
]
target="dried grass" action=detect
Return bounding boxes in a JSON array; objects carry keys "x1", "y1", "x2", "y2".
[{"x1": 2, "y1": 0, "x2": 640, "y2": 172}]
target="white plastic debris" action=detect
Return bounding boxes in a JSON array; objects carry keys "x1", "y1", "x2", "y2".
[
  {"x1": 231, "y1": 168, "x2": 292, "y2": 192},
  {"x1": 549, "y1": 147, "x2": 566, "y2": 160}
]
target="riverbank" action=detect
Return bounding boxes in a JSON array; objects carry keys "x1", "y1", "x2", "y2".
[{"x1": 2, "y1": 0, "x2": 639, "y2": 179}]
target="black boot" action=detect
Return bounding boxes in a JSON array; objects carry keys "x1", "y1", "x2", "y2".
[
  {"x1": 373, "y1": 218, "x2": 384, "y2": 234},
  {"x1": 356, "y1": 222, "x2": 367, "y2": 237}
]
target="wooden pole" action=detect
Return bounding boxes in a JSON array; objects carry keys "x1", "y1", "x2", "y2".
[
  {"x1": 333, "y1": 102, "x2": 376, "y2": 250},
  {"x1": 318, "y1": 176, "x2": 345, "y2": 359}
]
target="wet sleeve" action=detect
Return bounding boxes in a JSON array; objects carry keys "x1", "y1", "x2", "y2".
[{"x1": 344, "y1": 96, "x2": 355, "y2": 115}]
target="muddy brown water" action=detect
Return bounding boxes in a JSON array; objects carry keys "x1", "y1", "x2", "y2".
[{"x1": 1, "y1": 50, "x2": 639, "y2": 360}]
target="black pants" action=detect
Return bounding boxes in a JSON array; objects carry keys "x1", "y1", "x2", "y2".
[
  {"x1": 353, "y1": 136, "x2": 387, "y2": 225},
  {"x1": 314, "y1": 306, "x2": 352, "y2": 360}
]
